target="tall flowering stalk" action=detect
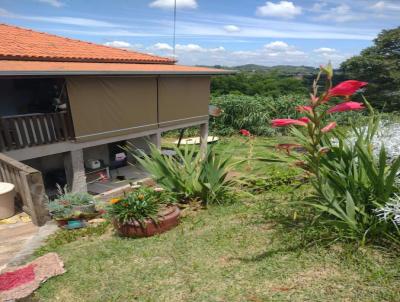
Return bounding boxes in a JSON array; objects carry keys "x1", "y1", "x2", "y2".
[
  {"x1": 271, "y1": 63, "x2": 367, "y2": 179},
  {"x1": 240, "y1": 129, "x2": 254, "y2": 171}
]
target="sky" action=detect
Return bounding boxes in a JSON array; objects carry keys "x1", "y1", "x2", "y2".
[{"x1": 0, "y1": 0, "x2": 399, "y2": 67}]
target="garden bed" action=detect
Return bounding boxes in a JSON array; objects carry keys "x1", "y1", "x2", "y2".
[{"x1": 31, "y1": 137, "x2": 400, "y2": 301}]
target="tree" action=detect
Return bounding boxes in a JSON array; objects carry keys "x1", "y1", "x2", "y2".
[
  {"x1": 210, "y1": 71, "x2": 308, "y2": 97},
  {"x1": 341, "y1": 27, "x2": 400, "y2": 110}
]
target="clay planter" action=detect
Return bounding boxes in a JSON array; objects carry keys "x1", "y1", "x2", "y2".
[{"x1": 113, "y1": 205, "x2": 180, "y2": 238}]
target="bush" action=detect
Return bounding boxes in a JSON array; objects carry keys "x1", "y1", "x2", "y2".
[
  {"x1": 209, "y1": 94, "x2": 365, "y2": 137},
  {"x1": 310, "y1": 119, "x2": 400, "y2": 242},
  {"x1": 210, "y1": 72, "x2": 308, "y2": 97},
  {"x1": 129, "y1": 144, "x2": 238, "y2": 205},
  {"x1": 270, "y1": 63, "x2": 400, "y2": 244},
  {"x1": 210, "y1": 94, "x2": 308, "y2": 136}
]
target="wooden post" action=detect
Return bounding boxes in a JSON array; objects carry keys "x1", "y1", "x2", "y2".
[
  {"x1": 20, "y1": 171, "x2": 49, "y2": 226},
  {"x1": 200, "y1": 122, "x2": 209, "y2": 157},
  {"x1": 64, "y1": 149, "x2": 87, "y2": 193},
  {"x1": 0, "y1": 153, "x2": 49, "y2": 226}
]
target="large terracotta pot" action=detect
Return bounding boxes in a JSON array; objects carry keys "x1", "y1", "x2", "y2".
[{"x1": 113, "y1": 205, "x2": 180, "y2": 238}]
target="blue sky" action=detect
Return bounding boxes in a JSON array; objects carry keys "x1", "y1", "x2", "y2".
[{"x1": 0, "y1": 0, "x2": 399, "y2": 67}]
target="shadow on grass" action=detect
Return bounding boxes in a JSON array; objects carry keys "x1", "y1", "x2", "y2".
[
  {"x1": 234, "y1": 189, "x2": 342, "y2": 263},
  {"x1": 232, "y1": 243, "x2": 305, "y2": 263}
]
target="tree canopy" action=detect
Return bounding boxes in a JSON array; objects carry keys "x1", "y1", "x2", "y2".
[
  {"x1": 211, "y1": 71, "x2": 309, "y2": 97},
  {"x1": 341, "y1": 27, "x2": 400, "y2": 110}
]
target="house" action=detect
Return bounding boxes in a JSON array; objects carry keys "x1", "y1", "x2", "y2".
[{"x1": 0, "y1": 23, "x2": 231, "y2": 225}]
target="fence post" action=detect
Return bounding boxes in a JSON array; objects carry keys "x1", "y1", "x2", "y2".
[
  {"x1": 20, "y1": 171, "x2": 49, "y2": 226},
  {"x1": 200, "y1": 122, "x2": 209, "y2": 158}
]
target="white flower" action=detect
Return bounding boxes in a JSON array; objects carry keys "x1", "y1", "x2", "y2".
[{"x1": 375, "y1": 195, "x2": 400, "y2": 226}]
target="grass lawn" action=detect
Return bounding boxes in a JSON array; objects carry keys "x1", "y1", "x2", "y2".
[{"x1": 28, "y1": 137, "x2": 400, "y2": 302}]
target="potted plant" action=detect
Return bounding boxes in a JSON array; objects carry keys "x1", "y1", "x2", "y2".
[
  {"x1": 107, "y1": 186, "x2": 180, "y2": 237},
  {"x1": 47, "y1": 185, "x2": 98, "y2": 227}
]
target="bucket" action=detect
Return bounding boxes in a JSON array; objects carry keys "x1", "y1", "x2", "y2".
[{"x1": 0, "y1": 182, "x2": 16, "y2": 219}]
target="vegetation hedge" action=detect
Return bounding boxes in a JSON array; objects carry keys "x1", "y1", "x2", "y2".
[{"x1": 210, "y1": 94, "x2": 307, "y2": 136}]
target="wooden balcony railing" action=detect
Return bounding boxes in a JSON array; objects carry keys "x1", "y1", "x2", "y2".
[
  {"x1": 0, "y1": 111, "x2": 75, "y2": 151},
  {"x1": 0, "y1": 152, "x2": 49, "y2": 226}
]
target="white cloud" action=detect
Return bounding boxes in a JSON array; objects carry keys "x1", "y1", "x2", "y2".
[
  {"x1": 103, "y1": 41, "x2": 143, "y2": 50},
  {"x1": 153, "y1": 43, "x2": 225, "y2": 54},
  {"x1": 264, "y1": 41, "x2": 289, "y2": 51},
  {"x1": 370, "y1": 1, "x2": 400, "y2": 11},
  {"x1": 310, "y1": 1, "x2": 327, "y2": 12},
  {"x1": 223, "y1": 25, "x2": 240, "y2": 33},
  {"x1": 152, "y1": 42, "x2": 173, "y2": 51},
  {"x1": 149, "y1": 0, "x2": 198, "y2": 10},
  {"x1": 262, "y1": 41, "x2": 306, "y2": 58},
  {"x1": 313, "y1": 4, "x2": 364, "y2": 23},
  {"x1": 104, "y1": 41, "x2": 132, "y2": 48},
  {"x1": 37, "y1": 0, "x2": 64, "y2": 7},
  {"x1": 209, "y1": 46, "x2": 225, "y2": 53},
  {"x1": 0, "y1": 8, "x2": 125, "y2": 27},
  {"x1": 176, "y1": 43, "x2": 205, "y2": 52},
  {"x1": 148, "y1": 42, "x2": 226, "y2": 64},
  {"x1": 256, "y1": 1, "x2": 302, "y2": 19},
  {"x1": 313, "y1": 47, "x2": 336, "y2": 53}
]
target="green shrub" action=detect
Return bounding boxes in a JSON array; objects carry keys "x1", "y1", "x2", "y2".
[
  {"x1": 129, "y1": 144, "x2": 237, "y2": 205},
  {"x1": 210, "y1": 94, "x2": 308, "y2": 136},
  {"x1": 209, "y1": 94, "x2": 365, "y2": 137},
  {"x1": 210, "y1": 72, "x2": 308, "y2": 97},
  {"x1": 308, "y1": 118, "x2": 400, "y2": 243}
]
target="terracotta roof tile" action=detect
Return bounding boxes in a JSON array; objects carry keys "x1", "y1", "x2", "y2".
[{"x1": 0, "y1": 23, "x2": 174, "y2": 64}]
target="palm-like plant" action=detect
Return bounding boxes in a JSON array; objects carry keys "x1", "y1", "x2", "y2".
[{"x1": 126, "y1": 143, "x2": 237, "y2": 205}]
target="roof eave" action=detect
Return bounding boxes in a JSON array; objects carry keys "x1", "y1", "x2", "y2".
[{"x1": 0, "y1": 70, "x2": 237, "y2": 76}]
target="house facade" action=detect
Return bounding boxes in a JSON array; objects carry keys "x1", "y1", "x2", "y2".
[{"x1": 0, "y1": 24, "x2": 230, "y2": 224}]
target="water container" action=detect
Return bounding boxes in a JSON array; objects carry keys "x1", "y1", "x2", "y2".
[{"x1": 0, "y1": 182, "x2": 15, "y2": 219}]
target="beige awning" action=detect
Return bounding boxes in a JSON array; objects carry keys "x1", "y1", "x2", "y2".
[
  {"x1": 158, "y1": 76, "x2": 210, "y2": 127},
  {"x1": 66, "y1": 77, "x2": 158, "y2": 142}
]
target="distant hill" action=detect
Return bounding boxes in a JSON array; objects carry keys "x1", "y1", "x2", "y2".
[
  {"x1": 235, "y1": 65, "x2": 318, "y2": 75},
  {"x1": 198, "y1": 64, "x2": 318, "y2": 76}
]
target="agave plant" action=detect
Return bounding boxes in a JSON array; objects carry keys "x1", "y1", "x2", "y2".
[{"x1": 125, "y1": 143, "x2": 237, "y2": 205}]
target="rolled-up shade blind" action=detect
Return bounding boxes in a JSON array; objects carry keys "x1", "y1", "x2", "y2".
[
  {"x1": 158, "y1": 77, "x2": 210, "y2": 127},
  {"x1": 66, "y1": 77, "x2": 157, "y2": 142}
]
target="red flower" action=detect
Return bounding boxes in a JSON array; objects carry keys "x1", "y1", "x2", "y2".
[
  {"x1": 240, "y1": 129, "x2": 251, "y2": 136},
  {"x1": 272, "y1": 118, "x2": 309, "y2": 127},
  {"x1": 321, "y1": 122, "x2": 337, "y2": 133},
  {"x1": 296, "y1": 106, "x2": 312, "y2": 113},
  {"x1": 327, "y1": 101, "x2": 365, "y2": 114},
  {"x1": 329, "y1": 80, "x2": 368, "y2": 97},
  {"x1": 297, "y1": 117, "x2": 311, "y2": 124}
]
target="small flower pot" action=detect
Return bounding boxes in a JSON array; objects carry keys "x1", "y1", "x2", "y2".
[{"x1": 113, "y1": 205, "x2": 180, "y2": 238}]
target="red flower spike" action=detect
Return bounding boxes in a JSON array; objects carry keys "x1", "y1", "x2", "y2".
[
  {"x1": 271, "y1": 118, "x2": 309, "y2": 127},
  {"x1": 297, "y1": 117, "x2": 311, "y2": 124},
  {"x1": 240, "y1": 129, "x2": 251, "y2": 137},
  {"x1": 321, "y1": 122, "x2": 337, "y2": 133},
  {"x1": 327, "y1": 102, "x2": 365, "y2": 114},
  {"x1": 329, "y1": 80, "x2": 368, "y2": 97},
  {"x1": 296, "y1": 106, "x2": 312, "y2": 113}
]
